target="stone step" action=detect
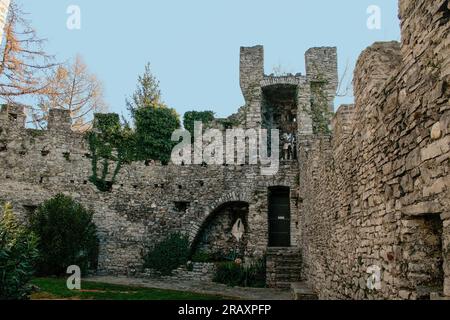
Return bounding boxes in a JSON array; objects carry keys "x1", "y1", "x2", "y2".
[
  {"x1": 271, "y1": 276, "x2": 302, "y2": 281},
  {"x1": 266, "y1": 247, "x2": 303, "y2": 289},
  {"x1": 271, "y1": 281, "x2": 295, "y2": 289},
  {"x1": 268, "y1": 256, "x2": 302, "y2": 260},
  {"x1": 270, "y1": 270, "x2": 301, "y2": 276},
  {"x1": 268, "y1": 261, "x2": 301, "y2": 266},
  {"x1": 266, "y1": 247, "x2": 302, "y2": 254},
  {"x1": 291, "y1": 282, "x2": 318, "y2": 300}
]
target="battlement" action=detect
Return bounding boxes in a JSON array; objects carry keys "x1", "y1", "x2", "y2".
[
  {"x1": 239, "y1": 45, "x2": 338, "y2": 134},
  {"x1": 0, "y1": 105, "x2": 73, "y2": 132},
  {"x1": 0, "y1": 104, "x2": 27, "y2": 128},
  {"x1": 47, "y1": 108, "x2": 72, "y2": 132}
]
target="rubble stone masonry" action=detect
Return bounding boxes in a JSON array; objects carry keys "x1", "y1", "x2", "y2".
[
  {"x1": 300, "y1": 0, "x2": 449, "y2": 299},
  {"x1": 0, "y1": 0, "x2": 448, "y2": 300}
]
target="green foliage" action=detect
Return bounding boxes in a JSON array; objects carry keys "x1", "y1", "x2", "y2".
[
  {"x1": 213, "y1": 258, "x2": 266, "y2": 288},
  {"x1": 30, "y1": 194, "x2": 99, "y2": 276},
  {"x1": 191, "y1": 250, "x2": 217, "y2": 263},
  {"x1": 143, "y1": 233, "x2": 190, "y2": 276},
  {"x1": 87, "y1": 113, "x2": 135, "y2": 192},
  {"x1": 0, "y1": 203, "x2": 39, "y2": 300},
  {"x1": 216, "y1": 118, "x2": 239, "y2": 130},
  {"x1": 134, "y1": 105, "x2": 180, "y2": 165},
  {"x1": 183, "y1": 111, "x2": 215, "y2": 137},
  {"x1": 85, "y1": 64, "x2": 181, "y2": 190},
  {"x1": 126, "y1": 63, "x2": 163, "y2": 114},
  {"x1": 310, "y1": 81, "x2": 333, "y2": 135}
]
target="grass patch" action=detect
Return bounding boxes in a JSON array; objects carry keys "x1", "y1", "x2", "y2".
[{"x1": 31, "y1": 278, "x2": 224, "y2": 300}]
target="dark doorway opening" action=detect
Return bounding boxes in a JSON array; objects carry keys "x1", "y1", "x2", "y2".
[{"x1": 268, "y1": 187, "x2": 291, "y2": 247}]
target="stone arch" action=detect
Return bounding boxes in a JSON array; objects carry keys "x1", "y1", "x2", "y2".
[
  {"x1": 189, "y1": 200, "x2": 250, "y2": 258},
  {"x1": 260, "y1": 76, "x2": 306, "y2": 88},
  {"x1": 188, "y1": 191, "x2": 251, "y2": 246}
]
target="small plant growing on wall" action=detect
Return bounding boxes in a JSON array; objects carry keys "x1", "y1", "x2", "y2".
[{"x1": 310, "y1": 81, "x2": 333, "y2": 135}]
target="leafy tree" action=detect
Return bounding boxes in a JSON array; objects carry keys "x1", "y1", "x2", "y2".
[
  {"x1": 183, "y1": 111, "x2": 215, "y2": 137},
  {"x1": 134, "y1": 105, "x2": 180, "y2": 165},
  {"x1": 30, "y1": 194, "x2": 99, "y2": 276},
  {"x1": 126, "y1": 63, "x2": 162, "y2": 115},
  {"x1": 124, "y1": 63, "x2": 181, "y2": 164},
  {"x1": 0, "y1": 203, "x2": 39, "y2": 300}
]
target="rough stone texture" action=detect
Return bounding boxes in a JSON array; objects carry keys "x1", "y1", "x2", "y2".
[
  {"x1": 0, "y1": 0, "x2": 448, "y2": 300},
  {"x1": 195, "y1": 203, "x2": 249, "y2": 258},
  {"x1": 266, "y1": 247, "x2": 302, "y2": 289},
  {"x1": 240, "y1": 45, "x2": 337, "y2": 135},
  {"x1": 0, "y1": 106, "x2": 300, "y2": 275},
  {"x1": 139, "y1": 263, "x2": 217, "y2": 283},
  {"x1": 299, "y1": 0, "x2": 449, "y2": 300},
  {"x1": 305, "y1": 47, "x2": 338, "y2": 113}
]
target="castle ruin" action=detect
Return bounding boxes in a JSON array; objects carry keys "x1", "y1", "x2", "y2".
[{"x1": 0, "y1": 0, "x2": 449, "y2": 300}]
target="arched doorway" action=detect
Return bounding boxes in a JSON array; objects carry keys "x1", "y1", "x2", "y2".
[{"x1": 268, "y1": 186, "x2": 291, "y2": 247}]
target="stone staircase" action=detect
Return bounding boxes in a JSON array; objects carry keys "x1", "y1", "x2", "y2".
[
  {"x1": 265, "y1": 247, "x2": 318, "y2": 299},
  {"x1": 266, "y1": 247, "x2": 303, "y2": 289},
  {"x1": 266, "y1": 247, "x2": 318, "y2": 300}
]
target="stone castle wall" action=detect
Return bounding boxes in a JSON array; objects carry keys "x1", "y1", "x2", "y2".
[
  {"x1": 0, "y1": 0, "x2": 448, "y2": 300},
  {"x1": 300, "y1": 0, "x2": 449, "y2": 299},
  {"x1": 0, "y1": 106, "x2": 300, "y2": 274}
]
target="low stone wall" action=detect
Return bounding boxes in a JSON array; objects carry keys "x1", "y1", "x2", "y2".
[{"x1": 139, "y1": 263, "x2": 217, "y2": 283}]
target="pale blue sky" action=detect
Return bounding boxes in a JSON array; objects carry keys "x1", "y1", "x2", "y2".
[{"x1": 18, "y1": 0, "x2": 400, "y2": 119}]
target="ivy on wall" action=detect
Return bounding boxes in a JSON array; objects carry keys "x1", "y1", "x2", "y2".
[
  {"x1": 183, "y1": 111, "x2": 215, "y2": 137},
  {"x1": 134, "y1": 106, "x2": 180, "y2": 165},
  {"x1": 86, "y1": 114, "x2": 135, "y2": 192},
  {"x1": 86, "y1": 106, "x2": 180, "y2": 192},
  {"x1": 310, "y1": 81, "x2": 333, "y2": 135}
]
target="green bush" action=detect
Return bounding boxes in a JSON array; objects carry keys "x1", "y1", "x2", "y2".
[
  {"x1": 30, "y1": 194, "x2": 99, "y2": 276},
  {"x1": 191, "y1": 250, "x2": 214, "y2": 263},
  {"x1": 183, "y1": 111, "x2": 215, "y2": 138},
  {"x1": 134, "y1": 105, "x2": 180, "y2": 165},
  {"x1": 0, "y1": 203, "x2": 39, "y2": 300},
  {"x1": 213, "y1": 258, "x2": 266, "y2": 288},
  {"x1": 143, "y1": 233, "x2": 190, "y2": 276}
]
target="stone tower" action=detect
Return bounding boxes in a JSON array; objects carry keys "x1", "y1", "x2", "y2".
[{"x1": 239, "y1": 45, "x2": 338, "y2": 136}]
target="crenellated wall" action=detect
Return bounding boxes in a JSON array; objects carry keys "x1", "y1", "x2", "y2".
[
  {"x1": 0, "y1": 106, "x2": 300, "y2": 275},
  {"x1": 0, "y1": 0, "x2": 447, "y2": 299},
  {"x1": 300, "y1": 0, "x2": 449, "y2": 300}
]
